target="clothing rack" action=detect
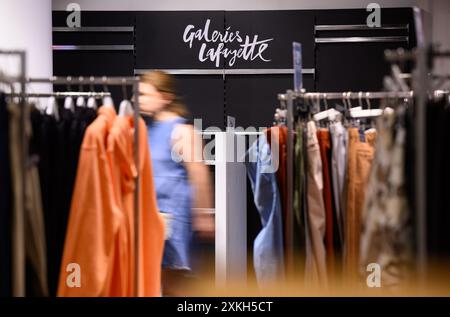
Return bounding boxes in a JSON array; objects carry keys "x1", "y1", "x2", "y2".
[
  {"x1": 273, "y1": 8, "x2": 434, "y2": 285},
  {"x1": 1, "y1": 70, "x2": 142, "y2": 296},
  {"x1": 277, "y1": 89, "x2": 417, "y2": 278},
  {"x1": 29, "y1": 75, "x2": 141, "y2": 297}
]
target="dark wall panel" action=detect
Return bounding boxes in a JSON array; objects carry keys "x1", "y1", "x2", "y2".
[
  {"x1": 314, "y1": 8, "x2": 415, "y2": 92},
  {"x1": 224, "y1": 10, "x2": 315, "y2": 69},
  {"x1": 175, "y1": 75, "x2": 224, "y2": 129},
  {"x1": 226, "y1": 75, "x2": 314, "y2": 129}
]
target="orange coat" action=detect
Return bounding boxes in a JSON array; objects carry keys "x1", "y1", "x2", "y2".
[
  {"x1": 58, "y1": 108, "x2": 164, "y2": 297},
  {"x1": 58, "y1": 106, "x2": 122, "y2": 296}
]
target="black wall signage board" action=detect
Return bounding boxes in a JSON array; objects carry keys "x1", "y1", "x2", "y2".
[{"x1": 52, "y1": 8, "x2": 416, "y2": 128}]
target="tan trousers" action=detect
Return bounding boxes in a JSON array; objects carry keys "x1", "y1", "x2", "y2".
[
  {"x1": 305, "y1": 121, "x2": 328, "y2": 286},
  {"x1": 344, "y1": 128, "x2": 376, "y2": 282},
  {"x1": 9, "y1": 104, "x2": 48, "y2": 296}
]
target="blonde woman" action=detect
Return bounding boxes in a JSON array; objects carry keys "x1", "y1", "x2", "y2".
[{"x1": 139, "y1": 71, "x2": 214, "y2": 296}]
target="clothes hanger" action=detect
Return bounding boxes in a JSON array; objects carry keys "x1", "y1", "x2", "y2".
[
  {"x1": 313, "y1": 93, "x2": 339, "y2": 122},
  {"x1": 87, "y1": 77, "x2": 98, "y2": 110},
  {"x1": 64, "y1": 76, "x2": 75, "y2": 113},
  {"x1": 45, "y1": 96, "x2": 60, "y2": 121},
  {"x1": 119, "y1": 79, "x2": 133, "y2": 116},
  {"x1": 76, "y1": 80, "x2": 86, "y2": 108},
  {"x1": 102, "y1": 77, "x2": 114, "y2": 108},
  {"x1": 350, "y1": 93, "x2": 381, "y2": 132},
  {"x1": 306, "y1": 94, "x2": 314, "y2": 121},
  {"x1": 390, "y1": 64, "x2": 410, "y2": 92}
]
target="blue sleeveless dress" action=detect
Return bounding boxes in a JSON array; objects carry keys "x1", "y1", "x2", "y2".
[{"x1": 146, "y1": 116, "x2": 193, "y2": 270}]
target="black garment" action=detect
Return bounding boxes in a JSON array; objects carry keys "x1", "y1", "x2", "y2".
[
  {"x1": 30, "y1": 106, "x2": 97, "y2": 296},
  {"x1": 404, "y1": 102, "x2": 416, "y2": 253},
  {"x1": 426, "y1": 99, "x2": 450, "y2": 259},
  {"x1": 0, "y1": 93, "x2": 12, "y2": 296},
  {"x1": 31, "y1": 110, "x2": 57, "y2": 295}
]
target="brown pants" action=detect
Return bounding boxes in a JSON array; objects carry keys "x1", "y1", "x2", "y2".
[
  {"x1": 317, "y1": 129, "x2": 335, "y2": 278},
  {"x1": 344, "y1": 128, "x2": 376, "y2": 282}
]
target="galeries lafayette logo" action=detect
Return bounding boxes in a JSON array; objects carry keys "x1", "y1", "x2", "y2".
[{"x1": 183, "y1": 19, "x2": 273, "y2": 67}]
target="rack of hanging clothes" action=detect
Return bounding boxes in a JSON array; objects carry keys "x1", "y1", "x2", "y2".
[
  {"x1": 0, "y1": 72, "x2": 165, "y2": 297},
  {"x1": 266, "y1": 74, "x2": 450, "y2": 290},
  {"x1": 272, "y1": 89, "x2": 418, "y2": 288}
]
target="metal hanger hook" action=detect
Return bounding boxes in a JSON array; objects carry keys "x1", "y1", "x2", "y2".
[
  {"x1": 315, "y1": 94, "x2": 321, "y2": 111},
  {"x1": 102, "y1": 76, "x2": 109, "y2": 93},
  {"x1": 365, "y1": 92, "x2": 371, "y2": 109},
  {"x1": 78, "y1": 76, "x2": 84, "y2": 92},
  {"x1": 347, "y1": 91, "x2": 353, "y2": 109},
  {"x1": 89, "y1": 76, "x2": 95, "y2": 92},
  {"x1": 66, "y1": 76, "x2": 72, "y2": 92},
  {"x1": 122, "y1": 78, "x2": 128, "y2": 100}
]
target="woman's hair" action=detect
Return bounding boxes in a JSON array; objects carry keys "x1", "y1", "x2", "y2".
[{"x1": 140, "y1": 70, "x2": 189, "y2": 118}]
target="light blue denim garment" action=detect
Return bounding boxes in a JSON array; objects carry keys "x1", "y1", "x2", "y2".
[
  {"x1": 146, "y1": 116, "x2": 193, "y2": 271},
  {"x1": 245, "y1": 134, "x2": 285, "y2": 287}
]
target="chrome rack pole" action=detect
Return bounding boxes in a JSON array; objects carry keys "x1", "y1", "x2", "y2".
[
  {"x1": 132, "y1": 79, "x2": 140, "y2": 297},
  {"x1": 26, "y1": 76, "x2": 139, "y2": 85},
  {"x1": 286, "y1": 90, "x2": 294, "y2": 278},
  {"x1": 296, "y1": 91, "x2": 414, "y2": 100},
  {"x1": 17, "y1": 50, "x2": 27, "y2": 298},
  {"x1": 413, "y1": 6, "x2": 428, "y2": 287}
]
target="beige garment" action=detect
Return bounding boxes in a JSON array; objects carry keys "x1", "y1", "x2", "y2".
[
  {"x1": 345, "y1": 128, "x2": 376, "y2": 283},
  {"x1": 9, "y1": 103, "x2": 48, "y2": 296},
  {"x1": 8, "y1": 102, "x2": 25, "y2": 297},
  {"x1": 305, "y1": 121, "x2": 328, "y2": 286}
]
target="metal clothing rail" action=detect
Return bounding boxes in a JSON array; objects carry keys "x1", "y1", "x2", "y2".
[
  {"x1": 0, "y1": 49, "x2": 27, "y2": 297},
  {"x1": 315, "y1": 24, "x2": 409, "y2": 32},
  {"x1": 412, "y1": 6, "x2": 428, "y2": 287},
  {"x1": 134, "y1": 68, "x2": 316, "y2": 77},
  {"x1": 7, "y1": 91, "x2": 111, "y2": 98},
  {"x1": 27, "y1": 76, "x2": 139, "y2": 85},
  {"x1": 52, "y1": 45, "x2": 134, "y2": 51},
  {"x1": 278, "y1": 90, "x2": 414, "y2": 101},
  {"x1": 315, "y1": 36, "x2": 408, "y2": 44},
  {"x1": 53, "y1": 26, "x2": 134, "y2": 32}
]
